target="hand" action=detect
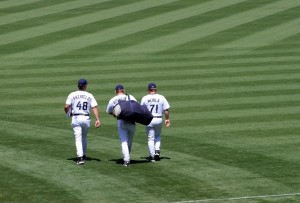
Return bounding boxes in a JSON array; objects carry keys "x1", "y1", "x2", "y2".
[
  {"x1": 95, "y1": 120, "x2": 100, "y2": 128},
  {"x1": 165, "y1": 119, "x2": 170, "y2": 127}
]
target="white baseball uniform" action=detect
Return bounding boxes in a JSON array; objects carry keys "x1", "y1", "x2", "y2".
[
  {"x1": 65, "y1": 90, "x2": 98, "y2": 158},
  {"x1": 141, "y1": 93, "x2": 170, "y2": 158},
  {"x1": 106, "y1": 94, "x2": 137, "y2": 162}
]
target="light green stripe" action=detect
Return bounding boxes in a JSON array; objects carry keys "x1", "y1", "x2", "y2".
[
  {"x1": 3, "y1": 85, "x2": 300, "y2": 108},
  {"x1": 174, "y1": 95, "x2": 300, "y2": 108},
  {"x1": 117, "y1": 0, "x2": 300, "y2": 53},
  {"x1": 178, "y1": 106, "x2": 300, "y2": 120},
  {"x1": 2, "y1": 51, "x2": 299, "y2": 68},
  {"x1": 0, "y1": 0, "x2": 112, "y2": 26},
  {"x1": 1, "y1": 59, "x2": 299, "y2": 76},
  {"x1": 3, "y1": 82, "x2": 300, "y2": 99},
  {"x1": 166, "y1": 83, "x2": 300, "y2": 98},
  {"x1": 0, "y1": 0, "x2": 179, "y2": 46},
  {"x1": 182, "y1": 120, "x2": 300, "y2": 133},
  {"x1": 2, "y1": 0, "x2": 246, "y2": 58},
  {"x1": 2, "y1": 67, "x2": 300, "y2": 86},
  {"x1": 0, "y1": 0, "x2": 43, "y2": 9},
  {"x1": 220, "y1": 17, "x2": 300, "y2": 49}
]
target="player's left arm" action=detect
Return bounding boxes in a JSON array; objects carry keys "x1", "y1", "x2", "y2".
[
  {"x1": 164, "y1": 109, "x2": 170, "y2": 127},
  {"x1": 92, "y1": 106, "x2": 100, "y2": 128}
]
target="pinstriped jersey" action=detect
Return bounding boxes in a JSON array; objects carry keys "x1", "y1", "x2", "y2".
[
  {"x1": 66, "y1": 90, "x2": 98, "y2": 115},
  {"x1": 141, "y1": 93, "x2": 170, "y2": 117}
]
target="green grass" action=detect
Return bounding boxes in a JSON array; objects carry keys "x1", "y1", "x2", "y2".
[{"x1": 1, "y1": 0, "x2": 300, "y2": 202}]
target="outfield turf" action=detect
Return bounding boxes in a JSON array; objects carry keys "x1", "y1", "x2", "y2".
[{"x1": 1, "y1": 0, "x2": 300, "y2": 202}]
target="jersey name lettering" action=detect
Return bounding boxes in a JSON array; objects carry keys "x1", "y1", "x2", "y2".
[
  {"x1": 147, "y1": 98, "x2": 160, "y2": 103},
  {"x1": 73, "y1": 94, "x2": 92, "y2": 102}
]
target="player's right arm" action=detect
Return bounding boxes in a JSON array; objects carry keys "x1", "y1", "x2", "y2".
[
  {"x1": 64, "y1": 104, "x2": 70, "y2": 114},
  {"x1": 64, "y1": 93, "x2": 73, "y2": 114}
]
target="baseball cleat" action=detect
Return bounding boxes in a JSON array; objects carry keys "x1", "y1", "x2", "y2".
[
  {"x1": 154, "y1": 150, "x2": 160, "y2": 161},
  {"x1": 123, "y1": 161, "x2": 130, "y2": 167},
  {"x1": 77, "y1": 157, "x2": 85, "y2": 165},
  {"x1": 149, "y1": 156, "x2": 155, "y2": 162}
]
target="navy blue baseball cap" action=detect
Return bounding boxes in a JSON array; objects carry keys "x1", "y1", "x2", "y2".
[
  {"x1": 115, "y1": 84, "x2": 124, "y2": 90},
  {"x1": 78, "y1": 79, "x2": 88, "y2": 87},
  {"x1": 148, "y1": 82, "x2": 156, "y2": 89}
]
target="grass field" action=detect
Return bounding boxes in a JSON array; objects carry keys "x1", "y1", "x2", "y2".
[{"x1": 1, "y1": 0, "x2": 300, "y2": 202}]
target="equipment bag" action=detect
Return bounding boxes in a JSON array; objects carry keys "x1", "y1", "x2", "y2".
[{"x1": 113, "y1": 94, "x2": 153, "y2": 125}]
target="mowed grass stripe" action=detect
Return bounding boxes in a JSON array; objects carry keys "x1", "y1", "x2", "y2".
[
  {"x1": 204, "y1": 133, "x2": 300, "y2": 153},
  {"x1": 2, "y1": 61, "x2": 300, "y2": 80},
  {"x1": 1, "y1": 0, "x2": 247, "y2": 59},
  {"x1": 1, "y1": 54, "x2": 299, "y2": 72},
  {"x1": 0, "y1": 0, "x2": 112, "y2": 26},
  {"x1": 174, "y1": 120, "x2": 300, "y2": 134},
  {"x1": 2, "y1": 69, "x2": 300, "y2": 87},
  {"x1": 0, "y1": 0, "x2": 43, "y2": 9},
  {"x1": 0, "y1": 0, "x2": 179, "y2": 46},
  {"x1": 176, "y1": 106, "x2": 300, "y2": 120},
  {"x1": 9, "y1": 46, "x2": 297, "y2": 64},
  {"x1": 2, "y1": 78, "x2": 300, "y2": 98},
  {"x1": 0, "y1": 165, "x2": 80, "y2": 202},
  {"x1": 2, "y1": 46, "x2": 300, "y2": 68},
  {"x1": 219, "y1": 17, "x2": 300, "y2": 49},
  {"x1": 171, "y1": 94, "x2": 300, "y2": 110},
  {"x1": 117, "y1": 0, "x2": 300, "y2": 53},
  {"x1": 3, "y1": 88, "x2": 300, "y2": 109}
]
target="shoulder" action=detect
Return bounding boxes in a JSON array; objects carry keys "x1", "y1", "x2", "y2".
[
  {"x1": 158, "y1": 94, "x2": 167, "y2": 99},
  {"x1": 67, "y1": 91, "x2": 76, "y2": 97},
  {"x1": 129, "y1": 94, "x2": 137, "y2": 101},
  {"x1": 86, "y1": 91, "x2": 95, "y2": 98},
  {"x1": 141, "y1": 95, "x2": 148, "y2": 101},
  {"x1": 109, "y1": 95, "x2": 118, "y2": 102}
]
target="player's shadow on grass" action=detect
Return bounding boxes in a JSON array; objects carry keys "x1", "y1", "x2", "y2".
[
  {"x1": 110, "y1": 156, "x2": 171, "y2": 165},
  {"x1": 67, "y1": 156, "x2": 101, "y2": 163},
  {"x1": 140, "y1": 156, "x2": 171, "y2": 161},
  {"x1": 109, "y1": 158, "x2": 149, "y2": 165}
]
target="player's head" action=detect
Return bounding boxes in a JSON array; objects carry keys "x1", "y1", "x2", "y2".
[
  {"x1": 115, "y1": 84, "x2": 125, "y2": 94},
  {"x1": 148, "y1": 82, "x2": 157, "y2": 93},
  {"x1": 78, "y1": 79, "x2": 88, "y2": 90}
]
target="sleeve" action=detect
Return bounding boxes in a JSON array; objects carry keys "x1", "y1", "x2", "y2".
[
  {"x1": 65, "y1": 93, "x2": 72, "y2": 105},
  {"x1": 162, "y1": 96, "x2": 170, "y2": 110},
  {"x1": 90, "y1": 95, "x2": 98, "y2": 108},
  {"x1": 106, "y1": 99, "x2": 113, "y2": 113},
  {"x1": 140, "y1": 96, "x2": 145, "y2": 105}
]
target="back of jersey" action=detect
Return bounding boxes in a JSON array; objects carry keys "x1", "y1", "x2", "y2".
[
  {"x1": 66, "y1": 91, "x2": 97, "y2": 115},
  {"x1": 141, "y1": 94, "x2": 170, "y2": 117}
]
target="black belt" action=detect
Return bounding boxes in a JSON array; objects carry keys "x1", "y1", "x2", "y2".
[
  {"x1": 72, "y1": 113, "x2": 89, "y2": 116},
  {"x1": 153, "y1": 116, "x2": 162, "y2": 118}
]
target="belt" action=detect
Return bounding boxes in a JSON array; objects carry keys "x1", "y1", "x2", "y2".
[
  {"x1": 72, "y1": 113, "x2": 89, "y2": 116},
  {"x1": 153, "y1": 116, "x2": 162, "y2": 118}
]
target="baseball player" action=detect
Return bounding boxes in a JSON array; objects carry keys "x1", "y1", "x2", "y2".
[
  {"x1": 64, "y1": 79, "x2": 100, "y2": 165},
  {"x1": 106, "y1": 84, "x2": 137, "y2": 167},
  {"x1": 141, "y1": 83, "x2": 170, "y2": 162}
]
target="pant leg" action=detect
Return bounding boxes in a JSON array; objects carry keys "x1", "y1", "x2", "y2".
[
  {"x1": 154, "y1": 121, "x2": 163, "y2": 151},
  {"x1": 118, "y1": 127, "x2": 130, "y2": 162},
  {"x1": 72, "y1": 125, "x2": 84, "y2": 157},
  {"x1": 127, "y1": 123, "x2": 136, "y2": 154},
  {"x1": 146, "y1": 126, "x2": 155, "y2": 157},
  {"x1": 81, "y1": 122, "x2": 89, "y2": 156}
]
